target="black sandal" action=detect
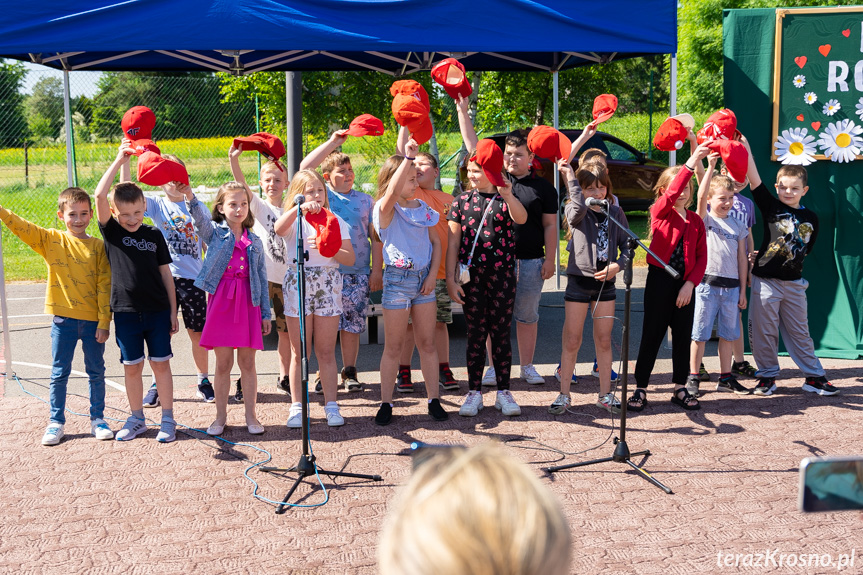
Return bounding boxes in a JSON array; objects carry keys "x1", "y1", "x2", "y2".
[
  {"x1": 671, "y1": 387, "x2": 701, "y2": 411},
  {"x1": 627, "y1": 389, "x2": 648, "y2": 412}
]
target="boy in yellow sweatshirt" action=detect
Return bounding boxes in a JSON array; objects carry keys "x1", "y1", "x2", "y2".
[{"x1": 0, "y1": 188, "x2": 112, "y2": 445}]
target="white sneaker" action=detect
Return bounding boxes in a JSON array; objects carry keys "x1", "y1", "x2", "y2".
[
  {"x1": 287, "y1": 404, "x2": 302, "y2": 428},
  {"x1": 325, "y1": 403, "x2": 345, "y2": 427},
  {"x1": 41, "y1": 423, "x2": 64, "y2": 446},
  {"x1": 521, "y1": 364, "x2": 545, "y2": 385},
  {"x1": 481, "y1": 367, "x2": 497, "y2": 387},
  {"x1": 597, "y1": 392, "x2": 622, "y2": 414},
  {"x1": 90, "y1": 418, "x2": 114, "y2": 440},
  {"x1": 495, "y1": 390, "x2": 521, "y2": 416},
  {"x1": 548, "y1": 393, "x2": 572, "y2": 415},
  {"x1": 115, "y1": 416, "x2": 147, "y2": 441},
  {"x1": 459, "y1": 390, "x2": 484, "y2": 417}
]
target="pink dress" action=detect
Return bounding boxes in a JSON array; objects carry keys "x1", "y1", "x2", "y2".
[{"x1": 199, "y1": 231, "x2": 264, "y2": 350}]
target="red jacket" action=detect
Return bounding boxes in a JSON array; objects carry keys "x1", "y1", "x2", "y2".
[{"x1": 647, "y1": 166, "x2": 707, "y2": 285}]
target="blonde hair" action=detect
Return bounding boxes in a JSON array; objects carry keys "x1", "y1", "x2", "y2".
[
  {"x1": 378, "y1": 442, "x2": 571, "y2": 575},
  {"x1": 707, "y1": 173, "x2": 735, "y2": 198},
  {"x1": 58, "y1": 187, "x2": 91, "y2": 212},
  {"x1": 370, "y1": 155, "x2": 409, "y2": 242},
  {"x1": 211, "y1": 181, "x2": 255, "y2": 229},
  {"x1": 260, "y1": 160, "x2": 286, "y2": 176},
  {"x1": 647, "y1": 165, "x2": 685, "y2": 238},
  {"x1": 288, "y1": 169, "x2": 329, "y2": 209},
  {"x1": 579, "y1": 148, "x2": 607, "y2": 167},
  {"x1": 161, "y1": 153, "x2": 186, "y2": 167}
]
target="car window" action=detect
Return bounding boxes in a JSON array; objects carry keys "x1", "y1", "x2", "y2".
[{"x1": 604, "y1": 139, "x2": 639, "y2": 162}]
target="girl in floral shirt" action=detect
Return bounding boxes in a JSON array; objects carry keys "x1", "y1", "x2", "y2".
[{"x1": 446, "y1": 139, "x2": 527, "y2": 418}]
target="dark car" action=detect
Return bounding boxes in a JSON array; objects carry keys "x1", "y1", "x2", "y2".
[{"x1": 480, "y1": 129, "x2": 667, "y2": 213}]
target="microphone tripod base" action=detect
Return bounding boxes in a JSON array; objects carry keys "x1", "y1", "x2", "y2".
[
  {"x1": 261, "y1": 454, "x2": 383, "y2": 514},
  {"x1": 543, "y1": 438, "x2": 672, "y2": 494}
]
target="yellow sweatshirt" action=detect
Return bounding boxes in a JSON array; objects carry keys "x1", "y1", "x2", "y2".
[{"x1": 1, "y1": 207, "x2": 111, "y2": 330}]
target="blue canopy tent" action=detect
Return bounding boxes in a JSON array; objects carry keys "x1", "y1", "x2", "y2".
[
  {"x1": 0, "y1": 1, "x2": 676, "y2": 74},
  {"x1": 0, "y1": 1, "x2": 678, "y2": 372}
]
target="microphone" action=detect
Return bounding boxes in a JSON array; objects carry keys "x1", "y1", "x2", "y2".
[
  {"x1": 585, "y1": 198, "x2": 608, "y2": 207},
  {"x1": 294, "y1": 195, "x2": 305, "y2": 206}
]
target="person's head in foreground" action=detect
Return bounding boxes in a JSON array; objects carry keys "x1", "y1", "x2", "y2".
[{"x1": 378, "y1": 442, "x2": 571, "y2": 575}]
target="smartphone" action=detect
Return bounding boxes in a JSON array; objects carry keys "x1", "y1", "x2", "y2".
[{"x1": 799, "y1": 456, "x2": 863, "y2": 513}]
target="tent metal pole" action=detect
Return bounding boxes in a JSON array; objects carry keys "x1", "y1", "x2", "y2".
[
  {"x1": 553, "y1": 70, "x2": 561, "y2": 290},
  {"x1": 0, "y1": 224, "x2": 12, "y2": 379},
  {"x1": 669, "y1": 53, "x2": 677, "y2": 167},
  {"x1": 63, "y1": 70, "x2": 74, "y2": 187},
  {"x1": 286, "y1": 71, "x2": 303, "y2": 176}
]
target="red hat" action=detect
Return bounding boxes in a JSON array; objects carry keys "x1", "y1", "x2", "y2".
[
  {"x1": 305, "y1": 208, "x2": 342, "y2": 258},
  {"x1": 527, "y1": 126, "x2": 572, "y2": 162},
  {"x1": 392, "y1": 93, "x2": 429, "y2": 133},
  {"x1": 697, "y1": 109, "x2": 740, "y2": 144},
  {"x1": 653, "y1": 117, "x2": 690, "y2": 152},
  {"x1": 469, "y1": 139, "x2": 506, "y2": 187},
  {"x1": 233, "y1": 132, "x2": 286, "y2": 162},
  {"x1": 136, "y1": 151, "x2": 189, "y2": 186},
  {"x1": 128, "y1": 139, "x2": 160, "y2": 157},
  {"x1": 592, "y1": 94, "x2": 618, "y2": 124},
  {"x1": 390, "y1": 80, "x2": 430, "y2": 113},
  {"x1": 411, "y1": 119, "x2": 434, "y2": 146},
  {"x1": 122, "y1": 106, "x2": 155, "y2": 141},
  {"x1": 346, "y1": 114, "x2": 385, "y2": 137},
  {"x1": 431, "y1": 58, "x2": 472, "y2": 100},
  {"x1": 706, "y1": 139, "x2": 749, "y2": 183}
]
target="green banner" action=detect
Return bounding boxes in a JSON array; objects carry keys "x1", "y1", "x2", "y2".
[{"x1": 724, "y1": 6, "x2": 863, "y2": 359}]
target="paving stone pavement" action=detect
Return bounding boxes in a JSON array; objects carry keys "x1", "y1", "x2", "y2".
[{"x1": 1, "y1": 278, "x2": 862, "y2": 574}]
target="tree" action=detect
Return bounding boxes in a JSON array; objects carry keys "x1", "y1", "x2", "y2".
[
  {"x1": 678, "y1": 0, "x2": 845, "y2": 114},
  {"x1": 0, "y1": 60, "x2": 27, "y2": 148},
  {"x1": 90, "y1": 71, "x2": 255, "y2": 141},
  {"x1": 25, "y1": 76, "x2": 65, "y2": 142}
]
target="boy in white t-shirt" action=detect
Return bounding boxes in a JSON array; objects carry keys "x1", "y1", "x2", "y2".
[{"x1": 687, "y1": 156, "x2": 750, "y2": 397}]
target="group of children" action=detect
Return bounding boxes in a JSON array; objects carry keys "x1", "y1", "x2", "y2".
[{"x1": 2, "y1": 96, "x2": 836, "y2": 446}]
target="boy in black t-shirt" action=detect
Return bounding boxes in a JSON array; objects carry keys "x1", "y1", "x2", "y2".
[
  {"x1": 741, "y1": 137, "x2": 835, "y2": 397},
  {"x1": 95, "y1": 143, "x2": 180, "y2": 442}
]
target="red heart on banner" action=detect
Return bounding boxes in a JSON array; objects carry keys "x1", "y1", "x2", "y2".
[
  {"x1": 842, "y1": 29, "x2": 851, "y2": 38},
  {"x1": 811, "y1": 121, "x2": 821, "y2": 131},
  {"x1": 794, "y1": 56, "x2": 807, "y2": 68},
  {"x1": 797, "y1": 114, "x2": 804, "y2": 121},
  {"x1": 819, "y1": 44, "x2": 831, "y2": 57}
]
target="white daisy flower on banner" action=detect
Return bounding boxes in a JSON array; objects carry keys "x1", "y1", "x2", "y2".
[
  {"x1": 793, "y1": 75, "x2": 806, "y2": 88},
  {"x1": 856, "y1": 97, "x2": 863, "y2": 120},
  {"x1": 774, "y1": 128, "x2": 817, "y2": 166},
  {"x1": 804, "y1": 92, "x2": 817, "y2": 105},
  {"x1": 817, "y1": 119, "x2": 863, "y2": 163},
  {"x1": 822, "y1": 99, "x2": 840, "y2": 116}
]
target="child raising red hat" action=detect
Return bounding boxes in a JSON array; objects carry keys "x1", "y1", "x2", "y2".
[
  {"x1": 122, "y1": 106, "x2": 157, "y2": 155},
  {"x1": 527, "y1": 126, "x2": 572, "y2": 162},
  {"x1": 232, "y1": 132, "x2": 286, "y2": 162},
  {"x1": 305, "y1": 208, "x2": 342, "y2": 258},
  {"x1": 431, "y1": 58, "x2": 472, "y2": 100},
  {"x1": 697, "y1": 109, "x2": 740, "y2": 144},
  {"x1": 470, "y1": 139, "x2": 506, "y2": 187}
]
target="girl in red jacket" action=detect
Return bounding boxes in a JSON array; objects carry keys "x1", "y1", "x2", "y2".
[{"x1": 629, "y1": 145, "x2": 710, "y2": 411}]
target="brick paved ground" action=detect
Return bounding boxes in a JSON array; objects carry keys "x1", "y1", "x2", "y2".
[{"x1": 2, "y1": 279, "x2": 861, "y2": 574}]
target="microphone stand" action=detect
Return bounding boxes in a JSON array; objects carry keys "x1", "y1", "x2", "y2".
[
  {"x1": 544, "y1": 202, "x2": 676, "y2": 494},
  {"x1": 261, "y1": 200, "x2": 382, "y2": 513}
]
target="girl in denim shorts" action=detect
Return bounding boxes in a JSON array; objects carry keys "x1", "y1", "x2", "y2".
[
  {"x1": 274, "y1": 170, "x2": 355, "y2": 428},
  {"x1": 371, "y1": 138, "x2": 447, "y2": 426}
]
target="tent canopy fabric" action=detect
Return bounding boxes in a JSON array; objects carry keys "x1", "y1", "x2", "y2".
[{"x1": 0, "y1": 1, "x2": 677, "y2": 74}]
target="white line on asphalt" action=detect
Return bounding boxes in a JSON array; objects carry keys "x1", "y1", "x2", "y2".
[{"x1": 6, "y1": 314, "x2": 50, "y2": 318}]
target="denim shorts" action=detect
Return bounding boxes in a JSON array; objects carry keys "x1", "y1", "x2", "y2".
[
  {"x1": 692, "y1": 283, "x2": 740, "y2": 342},
  {"x1": 382, "y1": 265, "x2": 435, "y2": 310},
  {"x1": 408, "y1": 279, "x2": 453, "y2": 325},
  {"x1": 114, "y1": 310, "x2": 174, "y2": 365},
  {"x1": 513, "y1": 257, "x2": 544, "y2": 324}
]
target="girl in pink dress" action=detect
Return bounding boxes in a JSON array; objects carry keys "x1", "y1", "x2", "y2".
[{"x1": 185, "y1": 182, "x2": 271, "y2": 436}]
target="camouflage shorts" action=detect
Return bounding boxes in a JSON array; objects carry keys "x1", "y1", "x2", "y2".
[{"x1": 408, "y1": 279, "x2": 452, "y2": 325}]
